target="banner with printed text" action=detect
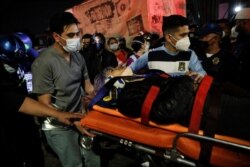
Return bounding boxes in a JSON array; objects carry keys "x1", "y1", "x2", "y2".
[{"x1": 69, "y1": 0, "x2": 186, "y2": 42}]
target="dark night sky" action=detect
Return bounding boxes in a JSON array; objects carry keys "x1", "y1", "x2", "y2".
[{"x1": 0, "y1": 0, "x2": 84, "y2": 35}]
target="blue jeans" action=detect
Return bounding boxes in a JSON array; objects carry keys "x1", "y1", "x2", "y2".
[{"x1": 44, "y1": 129, "x2": 100, "y2": 167}]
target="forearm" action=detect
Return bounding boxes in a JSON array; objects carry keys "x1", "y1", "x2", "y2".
[
  {"x1": 19, "y1": 97, "x2": 84, "y2": 126},
  {"x1": 84, "y1": 79, "x2": 94, "y2": 95},
  {"x1": 190, "y1": 51, "x2": 206, "y2": 76},
  {"x1": 121, "y1": 67, "x2": 133, "y2": 76},
  {"x1": 19, "y1": 97, "x2": 61, "y2": 118},
  {"x1": 130, "y1": 52, "x2": 148, "y2": 73}
]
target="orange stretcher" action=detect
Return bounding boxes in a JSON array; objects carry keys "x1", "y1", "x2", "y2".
[{"x1": 80, "y1": 76, "x2": 250, "y2": 167}]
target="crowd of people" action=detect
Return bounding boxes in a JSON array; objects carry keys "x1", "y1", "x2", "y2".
[{"x1": 0, "y1": 6, "x2": 250, "y2": 167}]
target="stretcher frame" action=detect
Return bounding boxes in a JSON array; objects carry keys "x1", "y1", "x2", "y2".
[
  {"x1": 81, "y1": 75, "x2": 250, "y2": 166},
  {"x1": 81, "y1": 108, "x2": 250, "y2": 167},
  {"x1": 88, "y1": 130, "x2": 250, "y2": 167}
]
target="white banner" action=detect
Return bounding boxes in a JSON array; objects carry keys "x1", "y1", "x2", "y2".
[{"x1": 70, "y1": 0, "x2": 186, "y2": 41}]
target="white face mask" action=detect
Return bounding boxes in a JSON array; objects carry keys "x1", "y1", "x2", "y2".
[
  {"x1": 60, "y1": 37, "x2": 81, "y2": 52},
  {"x1": 170, "y1": 35, "x2": 190, "y2": 51},
  {"x1": 206, "y1": 53, "x2": 214, "y2": 58},
  {"x1": 109, "y1": 43, "x2": 119, "y2": 51}
]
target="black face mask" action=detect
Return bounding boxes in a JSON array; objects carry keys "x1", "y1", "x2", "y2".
[
  {"x1": 95, "y1": 43, "x2": 104, "y2": 51},
  {"x1": 199, "y1": 41, "x2": 209, "y2": 50},
  {"x1": 82, "y1": 43, "x2": 90, "y2": 49}
]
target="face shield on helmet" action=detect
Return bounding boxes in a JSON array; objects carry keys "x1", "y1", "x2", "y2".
[
  {"x1": 14, "y1": 32, "x2": 39, "y2": 59},
  {"x1": 92, "y1": 34, "x2": 104, "y2": 51},
  {"x1": 0, "y1": 35, "x2": 26, "y2": 63},
  {"x1": 0, "y1": 35, "x2": 28, "y2": 71},
  {"x1": 14, "y1": 32, "x2": 33, "y2": 52},
  {"x1": 0, "y1": 35, "x2": 32, "y2": 92}
]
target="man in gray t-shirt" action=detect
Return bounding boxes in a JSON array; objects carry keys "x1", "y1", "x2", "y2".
[
  {"x1": 32, "y1": 47, "x2": 89, "y2": 115},
  {"x1": 32, "y1": 12, "x2": 99, "y2": 167}
]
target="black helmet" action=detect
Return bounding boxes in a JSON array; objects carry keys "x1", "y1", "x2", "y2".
[
  {"x1": 0, "y1": 35, "x2": 26, "y2": 63},
  {"x1": 92, "y1": 33, "x2": 105, "y2": 51},
  {"x1": 0, "y1": 34, "x2": 33, "y2": 91},
  {"x1": 0, "y1": 34, "x2": 34, "y2": 77}
]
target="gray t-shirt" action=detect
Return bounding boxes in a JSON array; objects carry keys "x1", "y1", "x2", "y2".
[{"x1": 32, "y1": 46, "x2": 89, "y2": 113}]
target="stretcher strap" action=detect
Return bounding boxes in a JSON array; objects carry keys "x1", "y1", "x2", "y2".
[
  {"x1": 88, "y1": 76, "x2": 144, "y2": 109},
  {"x1": 189, "y1": 75, "x2": 213, "y2": 133},
  {"x1": 88, "y1": 73, "x2": 166, "y2": 109},
  {"x1": 141, "y1": 85, "x2": 160, "y2": 125},
  {"x1": 199, "y1": 87, "x2": 222, "y2": 163},
  {"x1": 159, "y1": 73, "x2": 169, "y2": 78}
]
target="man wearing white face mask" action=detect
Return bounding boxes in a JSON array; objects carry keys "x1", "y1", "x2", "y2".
[
  {"x1": 127, "y1": 15, "x2": 206, "y2": 83},
  {"x1": 32, "y1": 12, "x2": 100, "y2": 167}
]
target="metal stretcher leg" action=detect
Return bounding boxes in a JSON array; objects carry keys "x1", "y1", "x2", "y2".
[{"x1": 90, "y1": 130, "x2": 197, "y2": 167}]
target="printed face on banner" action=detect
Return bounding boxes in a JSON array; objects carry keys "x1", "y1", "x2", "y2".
[
  {"x1": 127, "y1": 15, "x2": 144, "y2": 36},
  {"x1": 115, "y1": 0, "x2": 130, "y2": 17},
  {"x1": 148, "y1": 0, "x2": 186, "y2": 34}
]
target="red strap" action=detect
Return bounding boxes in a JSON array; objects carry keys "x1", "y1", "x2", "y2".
[
  {"x1": 189, "y1": 75, "x2": 213, "y2": 133},
  {"x1": 141, "y1": 86, "x2": 160, "y2": 125},
  {"x1": 159, "y1": 73, "x2": 169, "y2": 79}
]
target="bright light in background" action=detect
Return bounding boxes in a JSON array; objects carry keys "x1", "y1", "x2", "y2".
[{"x1": 234, "y1": 5, "x2": 242, "y2": 12}]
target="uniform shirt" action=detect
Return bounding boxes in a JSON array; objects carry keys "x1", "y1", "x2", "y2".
[
  {"x1": 130, "y1": 45, "x2": 206, "y2": 76},
  {"x1": 200, "y1": 50, "x2": 235, "y2": 83}
]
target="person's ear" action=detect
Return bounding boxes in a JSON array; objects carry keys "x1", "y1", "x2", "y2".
[
  {"x1": 165, "y1": 34, "x2": 172, "y2": 44},
  {"x1": 52, "y1": 32, "x2": 61, "y2": 43},
  {"x1": 215, "y1": 35, "x2": 221, "y2": 42}
]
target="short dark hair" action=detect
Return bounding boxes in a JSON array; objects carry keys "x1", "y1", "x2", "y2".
[
  {"x1": 49, "y1": 12, "x2": 80, "y2": 35},
  {"x1": 162, "y1": 15, "x2": 189, "y2": 35},
  {"x1": 107, "y1": 37, "x2": 117, "y2": 45},
  {"x1": 118, "y1": 36, "x2": 126, "y2": 43},
  {"x1": 82, "y1": 33, "x2": 92, "y2": 39}
]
